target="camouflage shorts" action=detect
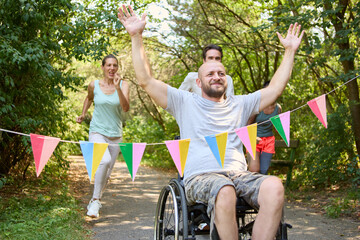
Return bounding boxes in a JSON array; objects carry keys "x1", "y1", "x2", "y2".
[{"x1": 184, "y1": 170, "x2": 270, "y2": 239}]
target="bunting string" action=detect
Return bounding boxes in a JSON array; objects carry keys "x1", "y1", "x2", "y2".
[
  {"x1": 1, "y1": 74, "x2": 359, "y2": 179},
  {"x1": 0, "y1": 74, "x2": 359, "y2": 145},
  {"x1": 245, "y1": 74, "x2": 360, "y2": 128}
]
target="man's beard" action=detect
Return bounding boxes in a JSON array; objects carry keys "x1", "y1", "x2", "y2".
[{"x1": 202, "y1": 82, "x2": 227, "y2": 98}]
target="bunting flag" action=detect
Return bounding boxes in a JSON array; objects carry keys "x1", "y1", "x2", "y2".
[
  {"x1": 235, "y1": 123, "x2": 257, "y2": 160},
  {"x1": 79, "y1": 141, "x2": 108, "y2": 182},
  {"x1": 119, "y1": 143, "x2": 147, "y2": 181},
  {"x1": 30, "y1": 133, "x2": 60, "y2": 177},
  {"x1": 205, "y1": 132, "x2": 228, "y2": 167},
  {"x1": 307, "y1": 94, "x2": 328, "y2": 128},
  {"x1": 270, "y1": 111, "x2": 291, "y2": 146},
  {"x1": 165, "y1": 139, "x2": 190, "y2": 177}
]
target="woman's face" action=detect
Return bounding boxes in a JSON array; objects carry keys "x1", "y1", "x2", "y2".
[{"x1": 102, "y1": 58, "x2": 119, "y2": 80}]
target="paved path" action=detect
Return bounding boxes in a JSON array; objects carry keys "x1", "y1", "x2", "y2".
[{"x1": 69, "y1": 156, "x2": 359, "y2": 240}]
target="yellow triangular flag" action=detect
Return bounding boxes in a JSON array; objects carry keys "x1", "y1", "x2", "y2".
[
  {"x1": 179, "y1": 139, "x2": 190, "y2": 175},
  {"x1": 91, "y1": 143, "x2": 108, "y2": 180},
  {"x1": 247, "y1": 124, "x2": 257, "y2": 160},
  {"x1": 215, "y1": 132, "x2": 228, "y2": 167}
]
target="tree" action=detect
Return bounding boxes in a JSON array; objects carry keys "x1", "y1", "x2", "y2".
[
  {"x1": 155, "y1": 0, "x2": 359, "y2": 186},
  {"x1": 0, "y1": 0, "x2": 112, "y2": 176},
  {"x1": 271, "y1": 0, "x2": 360, "y2": 156}
]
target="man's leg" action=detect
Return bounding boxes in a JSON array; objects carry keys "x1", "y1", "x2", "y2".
[
  {"x1": 184, "y1": 172, "x2": 235, "y2": 240},
  {"x1": 214, "y1": 185, "x2": 238, "y2": 239},
  {"x1": 252, "y1": 176, "x2": 284, "y2": 240}
]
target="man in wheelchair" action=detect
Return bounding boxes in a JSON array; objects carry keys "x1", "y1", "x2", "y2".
[{"x1": 118, "y1": 5, "x2": 304, "y2": 240}]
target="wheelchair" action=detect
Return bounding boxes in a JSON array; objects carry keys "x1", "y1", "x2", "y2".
[{"x1": 154, "y1": 178, "x2": 291, "y2": 240}]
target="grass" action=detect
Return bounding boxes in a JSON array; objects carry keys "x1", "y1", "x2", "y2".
[
  {"x1": 0, "y1": 167, "x2": 92, "y2": 240},
  {"x1": 285, "y1": 183, "x2": 359, "y2": 220}
]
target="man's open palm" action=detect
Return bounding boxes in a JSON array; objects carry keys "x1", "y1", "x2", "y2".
[
  {"x1": 277, "y1": 23, "x2": 304, "y2": 51},
  {"x1": 118, "y1": 5, "x2": 146, "y2": 36}
]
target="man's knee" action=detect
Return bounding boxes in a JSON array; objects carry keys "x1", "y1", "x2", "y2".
[
  {"x1": 215, "y1": 185, "x2": 236, "y2": 210},
  {"x1": 259, "y1": 177, "x2": 284, "y2": 206}
]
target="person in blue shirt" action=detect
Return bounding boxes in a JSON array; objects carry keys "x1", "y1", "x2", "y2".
[
  {"x1": 247, "y1": 81, "x2": 282, "y2": 174},
  {"x1": 76, "y1": 54, "x2": 130, "y2": 218}
]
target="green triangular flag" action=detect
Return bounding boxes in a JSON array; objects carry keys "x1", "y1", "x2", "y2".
[
  {"x1": 270, "y1": 115, "x2": 287, "y2": 146},
  {"x1": 119, "y1": 143, "x2": 133, "y2": 179}
]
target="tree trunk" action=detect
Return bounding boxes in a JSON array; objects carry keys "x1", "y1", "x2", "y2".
[{"x1": 324, "y1": 0, "x2": 360, "y2": 156}]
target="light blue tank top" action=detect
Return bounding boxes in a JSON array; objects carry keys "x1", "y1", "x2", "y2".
[
  {"x1": 89, "y1": 80, "x2": 123, "y2": 137},
  {"x1": 256, "y1": 104, "x2": 279, "y2": 137}
]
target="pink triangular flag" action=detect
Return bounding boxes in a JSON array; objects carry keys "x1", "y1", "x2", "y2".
[
  {"x1": 307, "y1": 94, "x2": 327, "y2": 128},
  {"x1": 279, "y1": 111, "x2": 291, "y2": 146},
  {"x1": 235, "y1": 124, "x2": 257, "y2": 159},
  {"x1": 165, "y1": 140, "x2": 182, "y2": 176},
  {"x1": 132, "y1": 143, "x2": 147, "y2": 181},
  {"x1": 30, "y1": 134, "x2": 60, "y2": 177}
]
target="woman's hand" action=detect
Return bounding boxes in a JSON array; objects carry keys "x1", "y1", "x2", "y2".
[
  {"x1": 76, "y1": 115, "x2": 85, "y2": 123},
  {"x1": 114, "y1": 73, "x2": 122, "y2": 90}
]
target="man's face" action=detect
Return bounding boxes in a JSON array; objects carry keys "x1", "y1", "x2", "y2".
[
  {"x1": 198, "y1": 61, "x2": 227, "y2": 99},
  {"x1": 204, "y1": 49, "x2": 222, "y2": 62}
]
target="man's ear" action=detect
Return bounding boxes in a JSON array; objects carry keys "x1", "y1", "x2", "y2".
[{"x1": 196, "y1": 78, "x2": 202, "y2": 88}]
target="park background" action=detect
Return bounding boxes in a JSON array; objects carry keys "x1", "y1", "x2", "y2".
[{"x1": 0, "y1": 0, "x2": 359, "y2": 239}]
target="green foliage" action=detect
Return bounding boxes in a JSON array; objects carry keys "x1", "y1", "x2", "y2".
[
  {"x1": 123, "y1": 113, "x2": 179, "y2": 168},
  {"x1": 293, "y1": 104, "x2": 358, "y2": 188},
  {"x1": 324, "y1": 191, "x2": 359, "y2": 218},
  {"x1": 0, "y1": 0, "x2": 113, "y2": 176},
  {"x1": 0, "y1": 175, "x2": 6, "y2": 189},
  {"x1": 0, "y1": 191, "x2": 91, "y2": 239}
]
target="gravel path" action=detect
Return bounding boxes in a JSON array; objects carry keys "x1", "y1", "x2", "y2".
[{"x1": 68, "y1": 156, "x2": 359, "y2": 240}]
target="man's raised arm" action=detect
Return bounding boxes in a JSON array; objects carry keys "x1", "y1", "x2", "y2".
[
  {"x1": 260, "y1": 23, "x2": 304, "y2": 111},
  {"x1": 118, "y1": 5, "x2": 168, "y2": 109}
]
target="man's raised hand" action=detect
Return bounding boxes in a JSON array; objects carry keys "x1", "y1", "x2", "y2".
[
  {"x1": 276, "y1": 22, "x2": 304, "y2": 52},
  {"x1": 117, "y1": 5, "x2": 147, "y2": 37}
]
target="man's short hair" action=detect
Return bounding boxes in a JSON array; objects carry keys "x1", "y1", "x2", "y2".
[{"x1": 202, "y1": 44, "x2": 223, "y2": 61}]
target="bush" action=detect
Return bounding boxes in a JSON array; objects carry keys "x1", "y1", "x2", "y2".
[
  {"x1": 293, "y1": 104, "x2": 358, "y2": 188},
  {"x1": 123, "y1": 114, "x2": 179, "y2": 169}
]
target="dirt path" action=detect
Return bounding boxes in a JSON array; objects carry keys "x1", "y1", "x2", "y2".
[{"x1": 68, "y1": 156, "x2": 359, "y2": 240}]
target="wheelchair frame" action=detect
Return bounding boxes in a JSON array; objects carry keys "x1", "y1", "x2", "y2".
[{"x1": 154, "y1": 178, "x2": 291, "y2": 240}]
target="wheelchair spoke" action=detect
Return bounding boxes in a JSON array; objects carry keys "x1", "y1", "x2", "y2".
[{"x1": 163, "y1": 193, "x2": 175, "y2": 236}]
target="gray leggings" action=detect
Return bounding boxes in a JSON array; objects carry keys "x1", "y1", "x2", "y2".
[
  {"x1": 260, "y1": 152, "x2": 273, "y2": 174},
  {"x1": 89, "y1": 132, "x2": 122, "y2": 199}
]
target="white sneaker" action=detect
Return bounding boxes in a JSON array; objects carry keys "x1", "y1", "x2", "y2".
[{"x1": 87, "y1": 199, "x2": 102, "y2": 218}]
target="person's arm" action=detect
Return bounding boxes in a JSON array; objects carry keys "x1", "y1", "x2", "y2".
[
  {"x1": 76, "y1": 81, "x2": 95, "y2": 123},
  {"x1": 247, "y1": 114, "x2": 257, "y2": 125},
  {"x1": 259, "y1": 23, "x2": 304, "y2": 111},
  {"x1": 226, "y1": 75, "x2": 235, "y2": 96},
  {"x1": 277, "y1": 103, "x2": 282, "y2": 114},
  {"x1": 118, "y1": 5, "x2": 168, "y2": 109},
  {"x1": 179, "y1": 72, "x2": 197, "y2": 92},
  {"x1": 114, "y1": 74, "x2": 130, "y2": 112}
]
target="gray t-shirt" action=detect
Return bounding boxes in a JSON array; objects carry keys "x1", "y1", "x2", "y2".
[{"x1": 166, "y1": 86, "x2": 261, "y2": 181}]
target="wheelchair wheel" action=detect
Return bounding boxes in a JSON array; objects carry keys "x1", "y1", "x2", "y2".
[{"x1": 154, "y1": 179, "x2": 188, "y2": 240}]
